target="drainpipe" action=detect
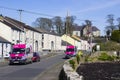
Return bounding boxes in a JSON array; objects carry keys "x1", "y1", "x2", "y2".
[
  {"x1": 33, "y1": 31, "x2": 34, "y2": 52},
  {"x1": 1, "y1": 43, "x2": 3, "y2": 58},
  {"x1": 19, "y1": 31, "x2": 21, "y2": 44}
]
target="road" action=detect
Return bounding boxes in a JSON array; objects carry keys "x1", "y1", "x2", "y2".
[{"x1": 0, "y1": 53, "x2": 65, "y2": 80}]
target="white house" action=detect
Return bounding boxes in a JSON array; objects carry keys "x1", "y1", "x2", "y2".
[
  {"x1": 0, "y1": 15, "x2": 43, "y2": 58},
  {"x1": 73, "y1": 25, "x2": 100, "y2": 37},
  {"x1": 36, "y1": 28, "x2": 62, "y2": 52},
  {"x1": 0, "y1": 36, "x2": 11, "y2": 58},
  {"x1": 22, "y1": 25, "x2": 42, "y2": 52},
  {"x1": 3, "y1": 16, "x2": 25, "y2": 44},
  {"x1": 61, "y1": 34, "x2": 92, "y2": 51},
  {"x1": 0, "y1": 15, "x2": 25, "y2": 58},
  {"x1": 5, "y1": 16, "x2": 42, "y2": 52}
]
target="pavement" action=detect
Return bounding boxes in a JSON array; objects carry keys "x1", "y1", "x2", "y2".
[
  {"x1": 0, "y1": 58, "x2": 9, "y2": 67},
  {"x1": 34, "y1": 61, "x2": 64, "y2": 80}
]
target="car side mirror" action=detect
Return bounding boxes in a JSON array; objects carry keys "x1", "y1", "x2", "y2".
[{"x1": 9, "y1": 52, "x2": 11, "y2": 54}]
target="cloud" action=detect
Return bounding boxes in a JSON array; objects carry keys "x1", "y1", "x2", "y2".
[{"x1": 76, "y1": 0, "x2": 120, "y2": 13}]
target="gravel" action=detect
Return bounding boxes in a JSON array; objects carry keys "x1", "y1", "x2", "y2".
[{"x1": 76, "y1": 61, "x2": 120, "y2": 80}]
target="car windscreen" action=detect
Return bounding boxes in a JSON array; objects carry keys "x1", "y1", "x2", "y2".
[
  {"x1": 66, "y1": 48, "x2": 74, "y2": 52},
  {"x1": 33, "y1": 52, "x2": 39, "y2": 57},
  {"x1": 12, "y1": 48, "x2": 25, "y2": 53}
]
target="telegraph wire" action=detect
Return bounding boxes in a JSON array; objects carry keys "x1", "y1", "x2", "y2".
[
  {"x1": 24, "y1": 10, "x2": 55, "y2": 17},
  {"x1": 0, "y1": 5, "x2": 95, "y2": 22},
  {"x1": 0, "y1": 6, "x2": 55, "y2": 17},
  {"x1": 0, "y1": 6, "x2": 17, "y2": 11}
]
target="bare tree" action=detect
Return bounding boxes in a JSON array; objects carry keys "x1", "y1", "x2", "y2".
[
  {"x1": 116, "y1": 17, "x2": 120, "y2": 30},
  {"x1": 106, "y1": 14, "x2": 116, "y2": 31},
  {"x1": 52, "y1": 16, "x2": 63, "y2": 35},
  {"x1": 106, "y1": 29, "x2": 111, "y2": 40},
  {"x1": 85, "y1": 20, "x2": 92, "y2": 36},
  {"x1": 64, "y1": 16, "x2": 76, "y2": 36},
  {"x1": 85, "y1": 20, "x2": 92, "y2": 27},
  {"x1": 33, "y1": 17, "x2": 53, "y2": 31}
]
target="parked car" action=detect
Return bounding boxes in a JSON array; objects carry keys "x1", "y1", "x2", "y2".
[{"x1": 32, "y1": 52, "x2": 40, "y2": 62}]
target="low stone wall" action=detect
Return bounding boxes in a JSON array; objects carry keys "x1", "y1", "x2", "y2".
[{"x1": 59, "y1": 59, "x2": 83, "y2": 80}]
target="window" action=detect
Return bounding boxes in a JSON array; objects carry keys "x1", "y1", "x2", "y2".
[
  {"x1": 42, "y1": 34, "x2": 44, "y2": 40},
  {"x1": 51, "y1": 41, "x2": 54, "y2": 47},
  {"x1": 6, "y1": 44, "x2": 8, "y2": 48},
  {"x1": 12, "y1": 48, "x2": 25, "y2": 53},
  {"x1": 26, "y1": 48, "x2": 30, "y2": 54},
  {"x1": 76, "y1": 32, "x2": 78, "y2": 36},
  {"x1": 42, "y1": 42, "x2": 44, "y2": 48}
]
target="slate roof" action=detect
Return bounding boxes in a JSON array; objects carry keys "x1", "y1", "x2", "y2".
[
  {"x1": 0, "y1": 16, "x2": 23, "y2": 31},
  {"x1": 92, "y1": 26, "x2": 100, "y2": 31},
  {"x1": 73, "y1": 26, "x2": 83, "y2": 31},
  {"x1": 4, "y1": 16, "x2": 42, "y2": 33},
  {"x1": 35, "y1": 27, "x2": 49, "y2": 33},
  {"x1": 73, "y1": 25, "x2": 100, "y2": 32},
  {"x1": 0, "y1": 15, "x2": 42, "y2": 33},
  {"x1": 35, "y1": 27, "x2": 60, "y2": 36}
]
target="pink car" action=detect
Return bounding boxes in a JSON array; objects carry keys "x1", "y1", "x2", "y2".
[
  {"x1": 32, "y1": 52, "x2": 40, "y2": 62},
  {"x1": 65, "y1": 45, "x2": 77, "y2": 59},
  {"x1": 9, "y1": 44, "x2": 33, "y2": 65}
]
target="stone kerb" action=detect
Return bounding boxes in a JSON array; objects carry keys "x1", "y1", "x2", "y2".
[{"x1": 62, "y1": 58, "x2": 83, "y2": 80}]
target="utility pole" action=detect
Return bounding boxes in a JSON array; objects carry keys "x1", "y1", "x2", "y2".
[
  {"x1": 17, "y1": 9, "x2": 24, "y2": 44},
  {"x1": 18, "y1": 9, "x2": 24, "y2": 22},
  {"x1": 86, "y1": 20, "x2": 92, "y2": 52},
  {"x1": 89, "y1": 20, "x2": 92, "y2": 52},
  {"x1": 65, "y1": 11, "x2": 69, "y2": 46}
]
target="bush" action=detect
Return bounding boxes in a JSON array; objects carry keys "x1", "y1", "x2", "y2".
[
  {"x1": 98, "y1": 52, "x2": 114, "y2": 61},
  {"x1": 69, "y1": 59, "x2": 76, "y2": 69},
  {"x1": 96, "y1": 41, "x2": 120, "y2": 51},
  {"x1": 111, "y1": 30, "x2": 120, "y2": 42},
  {"x1": 76, "y1": 54, "x2": 80, "y2": 64},
  {"x1": 84, "y1": 55, "x2": 89, "y2": 62}
]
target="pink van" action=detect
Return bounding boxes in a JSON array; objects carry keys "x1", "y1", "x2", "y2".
[
  {"x1": 9, "y1": 44, "x2": 33, "y2": 65},
  {"x1": 65, "y1": 45, "x2": 77, "y2": 58}
]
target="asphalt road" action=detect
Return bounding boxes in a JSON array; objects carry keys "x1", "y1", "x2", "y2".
[{"x1": 0, "y1": 53, "x2": 65, "y2": 80}]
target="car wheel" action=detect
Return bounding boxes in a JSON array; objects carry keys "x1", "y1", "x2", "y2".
[
  {"x1": 9, "y1": 62, "x2": 13, "y2": 65},
  {"x1": 38, "y1": 59, "x2": 40, "y2": 62}
]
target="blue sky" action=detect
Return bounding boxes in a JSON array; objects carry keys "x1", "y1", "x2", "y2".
[{"x1": 0, "y1": 0, "x2": 120, "y2": 35}]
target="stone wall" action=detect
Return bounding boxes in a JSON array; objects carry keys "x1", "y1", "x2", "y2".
[{"x1": 59, "y1": 60, "x2": 83, "y2": 80}]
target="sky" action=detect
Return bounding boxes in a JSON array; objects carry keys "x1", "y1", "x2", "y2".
[{"x1": 0, "y1": 0, "x2": 120, "y2": 36}]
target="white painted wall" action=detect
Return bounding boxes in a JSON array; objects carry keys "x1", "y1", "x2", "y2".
[
  {"x1": 93, "y1": 31, "x2": 100, "y2": 37},
  {"x1": 55, "y1": 36, "x2": 62, "y2": 50},
  {"x1": 25, "y1": 29, "x2": 42, "y2": 52},
  {"x1": 42, "y1": 34, "x2": 49, "y2": 50},
  {"x1": 73, "y1": 31, "x2": 81, "y2": 37},
  {"x1": 42, "y1": 33, "x2": 62, "y2": 51},
  {"x1": 34, "y1": 31, "x2": 42, "y2": 52},
  {"x1": 0, "y1": 22, "x2": 12, "y2": 42},
  {"x1": 11, "y1": 30, "x2": 25, "y2": 44},
  {"x1": 0, "y1": 22, "x2": 25, "y2": 44},
  {"x1": 0, "y1": 43, "x2": 11, "y2": 58}
]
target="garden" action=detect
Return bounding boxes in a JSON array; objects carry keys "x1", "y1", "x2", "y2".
[{"x1": 69, "y1": 50, "x2": 120, "y2": 80}]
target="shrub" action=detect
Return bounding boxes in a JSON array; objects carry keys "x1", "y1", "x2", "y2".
[
  {"x1": 69, "y1": 59, "x2": 76, "y2": 69},
  {"x1": 96, "y1": 41, "x2": 120, "y2": 51},
  {"x1": 84, "y1": 55, "x2": 89, "y2": 62},
  {"x1": 111, "y1": 30, "x2": 120, "y2": 42},
  {"x1": 98, "y1": 52, "x2": 114, "y2": 61},
  {"x1": 76, "y1": 54, "x2": 80, "y2": 64}
]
